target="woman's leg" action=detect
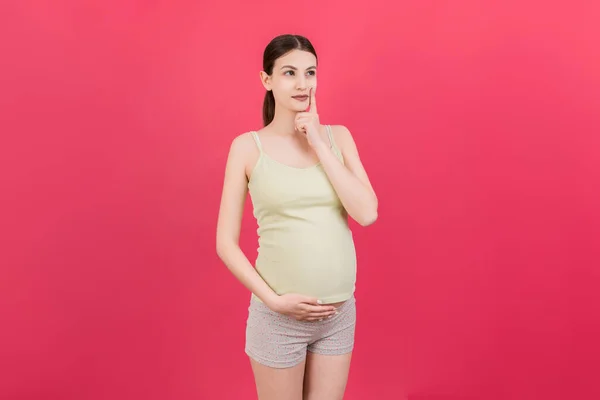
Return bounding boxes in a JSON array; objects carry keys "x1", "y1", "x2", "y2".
[
  {"x1": 303, "y1": 351, "x2": 352, "y2": 400},
  {"x1": 250, "y1": 357, "x2": 306, "y2": 400},
  {"x1": 303, "y1": 296, "x2": 356, "y2": 400},
  {"x1": 245, "y1": 297, "x2": 314, "y2": 399}
]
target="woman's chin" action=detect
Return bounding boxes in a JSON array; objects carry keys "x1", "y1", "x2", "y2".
[{"x1": 289, "y1": 103, "x2": 307, "y2": 112}]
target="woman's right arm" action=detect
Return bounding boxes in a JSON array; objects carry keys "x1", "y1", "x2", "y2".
[{"x1": 216, "y1": 135, "x2": 280, "y2": 307}]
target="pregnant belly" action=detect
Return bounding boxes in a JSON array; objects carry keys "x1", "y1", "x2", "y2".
[{"x1": 255, "y1": 254, "x2": 356, "y2": 305}]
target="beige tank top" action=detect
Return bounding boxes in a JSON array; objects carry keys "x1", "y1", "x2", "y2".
[{"x1": 248, "y1": 125, "x2": 356, "y2": 304}]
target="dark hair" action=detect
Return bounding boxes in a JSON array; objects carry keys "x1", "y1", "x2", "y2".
[{"x1": 262, "y1": 34, "x2": 318, "y2": 126}]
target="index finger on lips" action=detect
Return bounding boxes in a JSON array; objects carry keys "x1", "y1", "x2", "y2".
[
  {"x1": 306, "y1": 87, "x2": 317, "y2": 113},
  {"x1": 305, "y1": 88, "x2": 312, "y2": 112}
]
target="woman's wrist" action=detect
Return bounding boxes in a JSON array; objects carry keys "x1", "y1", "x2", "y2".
[{"x1": 262, "y1": 291, "x2": 281, "y2": 311}]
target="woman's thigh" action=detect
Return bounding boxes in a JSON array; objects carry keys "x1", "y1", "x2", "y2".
[
  {"x1": 246, "y1": 298, "x2": 314, "y2": 399},
  {"x1": 303, "y1": 295, "x2": 356, "y2": 399},
  {"x1": 250, "y1": 357, "x2": 306, "y2": 400},
  {"x1": 303, "y1": 351, "x2": 352, "y2": 400}
]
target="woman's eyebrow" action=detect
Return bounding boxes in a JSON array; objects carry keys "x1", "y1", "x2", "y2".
[{"x1": 280, "y1": 65, "x2": 317, "y2": 70}]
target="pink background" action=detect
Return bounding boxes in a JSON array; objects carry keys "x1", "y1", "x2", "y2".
[{"x1": 1, "y1": 1, "x2": 599, "y2": 399}]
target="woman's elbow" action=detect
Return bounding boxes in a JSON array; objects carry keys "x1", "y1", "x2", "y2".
[
  {"x1": 358, "y1": 210, "x2": 378, "y2": 227},
  {"x1": 216, "y1": 238, "x2": 233, "y2": 261},
  {"x1": 359, "y1": 196, "x2": 378, "y2": 226}
]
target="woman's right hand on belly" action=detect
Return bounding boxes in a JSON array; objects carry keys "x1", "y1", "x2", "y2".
[{"x1": 269, "y1": 293, "x2": 338, "y2": 322}]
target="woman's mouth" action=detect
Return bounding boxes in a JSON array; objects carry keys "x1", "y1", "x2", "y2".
[{"x1": 292, "y1": 95, "x2": 309, "y2": 102}]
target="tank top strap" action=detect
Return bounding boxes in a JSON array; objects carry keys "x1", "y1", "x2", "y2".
[
  {"x1": 326, "y1": 125, "x2": 342, "y2": 159},
  {"x1": 250, "y1": 131, "x2": 263, "y2": 152}
]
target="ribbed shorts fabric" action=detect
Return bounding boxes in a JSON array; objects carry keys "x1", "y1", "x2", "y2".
[{"x1": 245, "y1": 295, "x2": 356, "y2": 368}]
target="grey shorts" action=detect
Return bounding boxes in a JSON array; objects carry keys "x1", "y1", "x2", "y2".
[{"x1": 245, "y1": 295, "x2": 356, "y2": 368}]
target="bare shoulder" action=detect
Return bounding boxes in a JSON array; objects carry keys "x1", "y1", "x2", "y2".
[
  {"x1": 328, "y1": 125, "x2": 358, "y2": 152},
  {"x1": 227, "y1": 131, "x2": 260, "y2": 161},
  {"x1": 230, "y1": 131, "x2": 257, "y2": 151},
  {"x1": 328, "y1": 124, "x2": 375, "y2": 193},
  {"x1": 227, "y1": 131, "x2": 261, "y2": 179}
]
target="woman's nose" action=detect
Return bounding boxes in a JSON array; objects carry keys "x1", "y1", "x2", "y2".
[{"x1": 296, "y1": 75, "x2": 307, "y2": 89}]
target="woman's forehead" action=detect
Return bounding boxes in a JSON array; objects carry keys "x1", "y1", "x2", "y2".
[{"x1": 275, "y1": 50, "x2": 317, "y2": 68}]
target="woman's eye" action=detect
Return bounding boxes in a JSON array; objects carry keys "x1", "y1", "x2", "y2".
[{"x1": 284, "y1": 70, "x2": 316, "y2": 76}]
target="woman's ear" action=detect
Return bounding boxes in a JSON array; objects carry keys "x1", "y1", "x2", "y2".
[{"x1": 259, "y1": 71, "x2": 271, "y2": 91}]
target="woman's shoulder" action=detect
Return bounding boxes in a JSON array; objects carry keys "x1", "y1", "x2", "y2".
[
  {"x1": 229, "y1": 130, "x2": 260, "y2": 150},
  {"x1": 226, "y1": 131, "x2": 261, "y2": 166},
  {"x1": 225, "y1": 131, "x2": 261, "y2": 177},
  {"x1": 327, "y1": 124, "x2": 355, "y2": 150}
]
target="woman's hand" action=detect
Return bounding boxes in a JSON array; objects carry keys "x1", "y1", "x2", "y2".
[
  {"x1": 295, "y1": 88, "x2": 327, "y2": 149},
  {"x1": 269, "y1": 293, "x2": 338, "y2": 321}
]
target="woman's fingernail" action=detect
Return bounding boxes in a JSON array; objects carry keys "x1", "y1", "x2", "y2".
[{"x1": 317, "y1": 300, "x2": 323, "y2": 304}]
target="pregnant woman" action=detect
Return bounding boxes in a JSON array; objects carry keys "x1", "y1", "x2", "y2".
[{"x1": 216, "y1": 34, "x2": 378, "y2": 400}]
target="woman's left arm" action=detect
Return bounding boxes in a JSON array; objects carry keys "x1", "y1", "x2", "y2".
[
  {"x1": 294, "y1": 90, "x2": 377, "y2": 226},
  {"x1": 314, "y1": 125, "x2": 378, "y2": 226}
]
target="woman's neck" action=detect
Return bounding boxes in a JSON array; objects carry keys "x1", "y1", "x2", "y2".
[{"x1": 268, "y1": 107, "x2": 297, "y2": 135}]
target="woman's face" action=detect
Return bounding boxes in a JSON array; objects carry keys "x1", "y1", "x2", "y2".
[{"x1": 262, "y1": 49, "x2": 318, "y2": 113}]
